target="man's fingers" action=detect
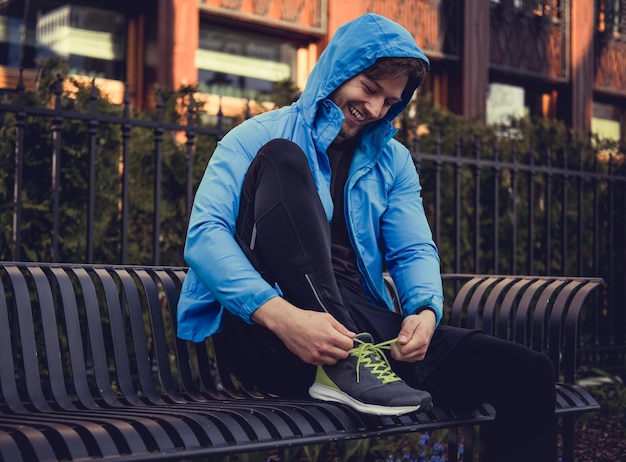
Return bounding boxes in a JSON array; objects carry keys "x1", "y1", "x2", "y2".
[
  {"x1": 331, "y1": 318, "x2": 356, "y2": 340},
  {"x1": 391, "y1": 332, "x2": 428, "y2": 361},
  {"x1": 327, "y1": 319, "x2": 356, "y2": 351},
  {"x1": 397, "y1": 317, "x2": 420, "y2": 344},
  {"x1": 313, "y1": 345, "x2": 350, "y2": 365}
]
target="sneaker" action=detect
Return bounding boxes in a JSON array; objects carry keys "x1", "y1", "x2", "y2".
[{"x1": 308, "y1": 332, "x2": 432, "y2": 415}]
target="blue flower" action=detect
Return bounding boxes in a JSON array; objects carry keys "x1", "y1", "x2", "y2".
[{"x1": 429, "y1": 443, "x2": 445, "y2": 462}]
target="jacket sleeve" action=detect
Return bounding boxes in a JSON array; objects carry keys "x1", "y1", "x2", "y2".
[
  {"x1": 183, "y1": 120, "x2": 279, "y2": 324},
  {"x1": 381, "y1": 145, "x2": 444, "y2": 325}
]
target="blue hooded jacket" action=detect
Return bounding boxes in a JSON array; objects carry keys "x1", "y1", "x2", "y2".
[{"x1": 177, "y1": 13, "x2": 443, "y2": 342}]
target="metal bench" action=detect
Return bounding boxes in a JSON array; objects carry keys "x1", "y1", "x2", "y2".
[{"x1": 0, "y1": 262, "x2": 601, "y2": 461}]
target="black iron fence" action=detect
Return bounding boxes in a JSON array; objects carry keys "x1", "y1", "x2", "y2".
[
  {"x1": 411, "y1": 132, "x2": 626, "y2": 379},
  {"x1": 1, "y1": 72, "x2": 231, "y2": 266},
  {"x1": 1, "y1": 73, "x2": 625, "y2": 379}
]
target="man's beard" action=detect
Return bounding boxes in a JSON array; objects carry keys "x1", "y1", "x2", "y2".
[{"x1": 338, "y1": 124, "x2": 361, "y2": 140}]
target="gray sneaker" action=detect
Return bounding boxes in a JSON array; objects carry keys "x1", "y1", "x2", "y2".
[{"x1": 308, "y1": 333, "x2": 432, "y2": 415}]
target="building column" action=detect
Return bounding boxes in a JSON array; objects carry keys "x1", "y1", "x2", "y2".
[
  {"x1": 157, "y1": 0, "x2": 199, "y2": 90},
  {"x1": 569, "y1": 0, "x2": 595, "y2": 135},
  {"x1": 127, "y1": 13, "x2": 145, "y2": 110},
  {"x1": 460, "y1": 0, "x2": 490, "y2": 122}
]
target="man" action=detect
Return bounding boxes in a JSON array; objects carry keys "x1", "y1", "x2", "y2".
[{"x1": 178, "y1": 13, "x2": 557, "y2": 461}]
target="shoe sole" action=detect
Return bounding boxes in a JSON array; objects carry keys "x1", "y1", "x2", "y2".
[{"x1": 308, "y1": 383, "x2": 423, "y2": 416}]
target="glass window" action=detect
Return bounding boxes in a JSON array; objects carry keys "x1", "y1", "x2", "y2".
[
  {"x1": 592, "y1": 102, "x2": 622, "y2": 143},
  {"x1": 0, "y1": 1, "x2": 126, "y2": 81},
  {"x1": 196, "y1": 24, "x2": 297, "y2": 101},
  {"x1": 486, "y1": 82, "x2": 526, "y2": 125},
  {"x1": 0, "y1": 1, "x2": 36, "y2": 69}
]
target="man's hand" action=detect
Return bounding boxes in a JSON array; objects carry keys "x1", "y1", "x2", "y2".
[
  {"x1": 251, "y1": 297, "x2": 356, "y2": 365},
  {"x1": 390, "y1": 310, "x2": 436, "y2": 362}
]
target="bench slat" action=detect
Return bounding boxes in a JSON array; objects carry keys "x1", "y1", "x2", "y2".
[
  {"x1": 495, "y1": 278, "x2": 532, "y2": 340},
  {"x1": 0, "y1": 276, "x2": 25, "y2": 412},
  {"x1": 0, "y1": 416, "x2": 90, "y2": 460},
  {"x1": 6, "y1": 266, "x2": 56, "y2": 412},
  {"x1": 1, "y1": 413, "x2": 121, "y2": 456},
  {"x1": 0, "y1": 424, "x2": 59, "y2": 461},
  {"x1": 51, "y1": 267, "x2": 99, "y2": 408}
]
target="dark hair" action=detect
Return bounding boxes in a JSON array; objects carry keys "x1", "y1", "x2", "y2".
[{"x1": 363, "y1": 57, "x2": 429, "y2": 87}]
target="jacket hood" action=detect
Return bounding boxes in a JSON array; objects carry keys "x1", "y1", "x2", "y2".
[{"x1": 298, "y1": 13, "x2": 430, "y2": 127}]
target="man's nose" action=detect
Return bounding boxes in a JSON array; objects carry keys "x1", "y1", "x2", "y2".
[{"x1": 365, "y1": 97, "x2": 385, "y2": 119}]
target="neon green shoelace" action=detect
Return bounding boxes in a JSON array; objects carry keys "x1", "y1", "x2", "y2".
[{"x1": 350, "y1": 337, "x2": 401, "y2": 384}]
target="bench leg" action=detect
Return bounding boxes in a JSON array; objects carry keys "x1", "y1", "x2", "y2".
[
  {"x1": 447, "y1": 428, "x2": 458, "y2": 462},
  {"x1": 561, "y1": 415, "x2": 575, "y2": 462},
  {"x1": 446, "y1": 426, "x2": 477, "y2": 462}
]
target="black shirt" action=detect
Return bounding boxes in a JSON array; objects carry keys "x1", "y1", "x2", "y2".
[{"x1": 327, "y1": 138, "x2": 363, "y2": 293}]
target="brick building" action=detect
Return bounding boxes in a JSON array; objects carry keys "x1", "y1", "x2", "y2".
[{"x1": 1, "y1": 0, "x2": 624, "y2": 140}]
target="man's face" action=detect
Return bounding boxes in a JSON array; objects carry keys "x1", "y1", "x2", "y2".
[{"x1": 329, "y1": 72, "x2": 408, "y2": 142}]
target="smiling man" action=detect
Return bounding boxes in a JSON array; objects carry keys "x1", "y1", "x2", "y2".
[{"x1": 177, "y1": 14, "x2": 557, "y2": 461}]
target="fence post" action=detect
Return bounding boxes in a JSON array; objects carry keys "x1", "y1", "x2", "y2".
[
  {"x1": 12, "y1": 70, "x2": 25, "y2": 262},
  {"x1": 87, "y1": 80, "x2": 98, "y2": 263},
  {"x1": 185, "y1": 91, "x2": 197, "y2": 223},
  {"x1": 527, "y1": 149, "x2": 535, "y2": 274},
  {"x1": 120, "y1": 85, "x2": 131, "y2": 264},
  {"x1": 51, "y1": 75, "x2": 63, "y2": 263},
  {"x1": 561, "y1": 146, "x2": 568, "y2": 274},
  {"x1": 433, "y1": 132, "x2": 442, "y2": 246},
  {"x1": 473, "y1": 136, "x2": 481, "y2": 273},
  {"x1": 454, "y1": 135, "x2": 461, "y2": 273},
  {"x1": 511, "y1": 143, "x2": 518, "y2": 275},
  {"x1": 153, "y1": 91, "x2": 164, "y2": 266},
  {"x1": 492, "y1": 139, "x2": 500, "y2": 274}
]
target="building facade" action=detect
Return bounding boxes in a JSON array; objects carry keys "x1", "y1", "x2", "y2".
[{"x1": 1, "y1": 0, "x2": 624, "y2": 140}]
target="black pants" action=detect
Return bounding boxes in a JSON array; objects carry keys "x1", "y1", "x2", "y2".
[{"x1": 213, "y1": 139, "x2": 557, "y2": 462}]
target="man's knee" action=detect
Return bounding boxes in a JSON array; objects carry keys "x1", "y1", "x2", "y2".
[
  {"x1": 252, "y1": 138, "x2": 315, "y2": 188},
  {"x1": 258, "y1": 139, "x2": 307, "y2": 167}
]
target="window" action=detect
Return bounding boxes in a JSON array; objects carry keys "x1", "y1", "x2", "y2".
[
  {"x1": 490, "y1": 0, "x2": 561, "y2": 18},
  {"x1": 592, "y1": 102, "x2": 622, "y2": 143},
  {"x1": 597, "y1": 0, "x2": 625, "y2": 35},
  {"x1": 486, "y1": 82, "x2": 527, "y2": 125},
  {"x1": 0, "y1": 1, "x2": 126, "y2": 80},
  {"x1": 196, "y1": 24, "x2": 297, "y2": 101},
  {"x1": 37, "y1": 5, "x2": 126, "y2": 80},
  {"x1": 0, "y1": 0, "x2": 36, "y2": 69}
]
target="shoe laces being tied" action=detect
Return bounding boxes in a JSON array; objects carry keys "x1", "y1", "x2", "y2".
[{"x1": 351, "y1": 337, "x2": 401, "y2": 384}]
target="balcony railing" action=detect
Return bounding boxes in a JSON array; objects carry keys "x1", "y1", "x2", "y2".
[
  {"x1": 363, "y1": 0, "x2": 461, "y2": 60},
  {"x1": 198, "y1": 0, "x2": 327, "y2": 36},
  {"x1": 489, "y1": 0, "x2": 568, "y2": 81},
  {"x1": 594, "y1": 0, "x2": 626, "y2": 95}
]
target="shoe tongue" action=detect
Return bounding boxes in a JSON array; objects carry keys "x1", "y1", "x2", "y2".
[{"x1": 354, "y1": 332, "x2": 374, "y2": 345}]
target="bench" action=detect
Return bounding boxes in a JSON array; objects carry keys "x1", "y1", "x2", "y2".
[{"x1": 0, "y1": 262, "x2": 602, "y2": 461}]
